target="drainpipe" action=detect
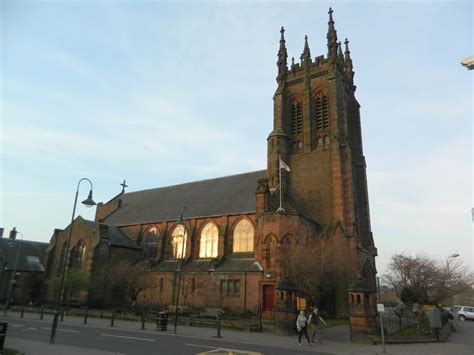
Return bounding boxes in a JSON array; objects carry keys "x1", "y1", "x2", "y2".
[{"x1": 243, "y1": 271, "x2": 247, "y2": 310}]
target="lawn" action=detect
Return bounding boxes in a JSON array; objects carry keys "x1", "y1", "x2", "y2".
[{"x1": 320, "y1": 318, "x2": 349, "y2": 329}]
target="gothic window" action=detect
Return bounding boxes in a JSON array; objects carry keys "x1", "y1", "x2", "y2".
[
  {"x1": 265, "y1": 236, "x2": 277, "y2": 269},
  {"x1": 69, "y1": 239, "x2": 86, "y2": 269},
  {"x1": 314, "y1": 91, "x2": 329, "y2": 131},
  {"x1": 290, "y1": 99, "x2": 303, "y2": 136},
  {"x1": 144, "y1": 227, "x2": 159, "y2": 259},
  {"x1": 233, "y1": 219, "x2": 254, "y2": 252},
  {"x1": 199, "y1": 222, "x2": 218, "y2": 258},
  {"x1": 282, "y1": 235, "x2": 296, "y2": 255},
  {"x1": 171, "y1": 225, "x2": 187, "y2": 259}
]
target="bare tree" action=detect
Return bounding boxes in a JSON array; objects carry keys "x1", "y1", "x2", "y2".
[
  {"x1": 384, "y1": 253, "x2": 473, "y2": 304},
  {"x1": 98, "y1": 258, "x2": 155, "y2": 308},
  {"x1": 181, "y1": 274, "x2": 205, "y2": 306},
  {"x1": 279, "y1": 238, "x2": 336, "y2": 307}
]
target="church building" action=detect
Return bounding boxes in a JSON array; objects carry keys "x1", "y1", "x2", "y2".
[{"x1": 45, "y1": 8, "x2": 377, "y2": 319}]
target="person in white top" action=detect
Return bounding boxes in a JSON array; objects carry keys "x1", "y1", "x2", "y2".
[{"x1": 296, "y1": 310, "x2": 311, "y2": 346}]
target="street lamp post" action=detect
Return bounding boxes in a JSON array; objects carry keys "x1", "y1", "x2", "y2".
[
  {"x1": 49, "y1": 178, "x2": 96, "y2": 344},
  {"x1": 3, "y1": 228, "x2": 23, "y2": 316},
  {"x1": 173, "y1": 213, "x2": 187, "y2": 334},
  {"x1": 447, "y1": 253, "x2": 460, "y2": 308}
]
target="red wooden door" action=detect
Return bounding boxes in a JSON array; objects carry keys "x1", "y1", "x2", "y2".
[{"x1": 262, "y1": 285, "x2": 275, "y2": 312}]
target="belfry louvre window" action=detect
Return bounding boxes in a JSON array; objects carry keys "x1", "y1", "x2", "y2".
[
  {"x1": 315, "y1": 93, "x2": 329, "y2": 131},
  {"x1": 290, "y1": 100, "x2": 303, "y2": 136}
]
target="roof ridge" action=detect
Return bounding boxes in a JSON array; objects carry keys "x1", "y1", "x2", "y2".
[{"x1": 121, "y1": 169, "x2": 266, "y2": 196}]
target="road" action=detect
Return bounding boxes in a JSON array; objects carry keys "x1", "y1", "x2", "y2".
[
  {"x1": 3, "y1": 313, "x2": 474, "y2": 355},
  {"x1": 4, "y1": 317, "x2": 319, "y2": 355}
]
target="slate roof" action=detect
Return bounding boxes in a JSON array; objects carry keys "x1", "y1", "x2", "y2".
[
  {"x1": 0, "y1": 239, "x2": 48, "y2": 272},
  {"x1": 217, "y1": 258, "x2": 263, "y2": 272},
  {"x1": 82, "y1": 219, "x2": 140, "y2": 249},
  {"x1": 102, "y1": 170, "x2": 267, "y2": 226}
]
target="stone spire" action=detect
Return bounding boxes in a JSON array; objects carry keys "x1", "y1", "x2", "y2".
[
  {"x1": 300, "y1": 35, "x2": 311, "y2": 66},
  {"x1": 327, "y1": 7, "x2": 338, "y2": 60},
  {"x1": 344, "y1": 38, "x2": 354, "y2": 73},
  {"x1": 277, "y1": 26, "x2": 288, "y2": 82}
]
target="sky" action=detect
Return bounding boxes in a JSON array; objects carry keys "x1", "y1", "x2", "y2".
[{"x1": 1, "y1": 0, "x2": 472, "y2": 276}]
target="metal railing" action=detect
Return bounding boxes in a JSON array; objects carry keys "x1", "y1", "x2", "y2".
[{"x1": 376, "y1": 312, "x2": 431, "y2": 337}]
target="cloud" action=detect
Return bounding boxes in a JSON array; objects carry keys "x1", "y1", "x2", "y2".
[{"x1": 369, "y1": 136, "x2": 472, "y2": 272}]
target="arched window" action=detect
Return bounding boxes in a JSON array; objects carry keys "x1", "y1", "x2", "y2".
[
  {"x1": 233, "y1": 219, "x2": 254, "y2": 252},
  {"x1": 144, "y1": 227, "x2": 159, "y2": 259},
  {"x1": 69, "y1": 239, "x2": 86, "y2": 269},
  {"x1": 199, "y1": 223, "x2": 218, "y2": 258},
  {"x1": 314, "y1": 91, "x2": 329, "y2": 132},
  {"x1": 266, "y1": 237, "x2": 277, "y2": 269},
  {"x1": 290, "y1": 99, "x2": 303, "y2": 136},
  {"x1": 171, "y1": 225, "x2": 187, "y2": 259}
]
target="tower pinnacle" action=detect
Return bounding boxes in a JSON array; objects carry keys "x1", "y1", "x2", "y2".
[
  {"x1": 277, "y1": 26, "x2": 288, "y2": 81},
  {"x1": 337, "y1": 41, "x2": 344, "y2": 63},
  {"x1": 301, "y1": 35, "x2": 311, "y2": 65},
  {"x1": 344, "y1": 38, "x2": 354, "y2": 80},
  {"x1": 327, "y1": 7, "x2": 338, "y2": 59}
]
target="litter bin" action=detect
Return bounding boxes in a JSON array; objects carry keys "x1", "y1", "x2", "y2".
[
  {"x1": 156, "y1": 311, "x2": 168, "y2": 331},
  {"x1": 0, "y1": 322, "x2": 8, "y2": 352}
]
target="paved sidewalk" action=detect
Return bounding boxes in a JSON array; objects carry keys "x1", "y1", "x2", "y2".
[{"x1": 3, "y1": 311, "x2": 474, "y2": 354}]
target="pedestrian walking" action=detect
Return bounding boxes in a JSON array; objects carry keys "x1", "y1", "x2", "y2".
[
  {"x1": 308, "y1": 306, "x2": 326, "y2": 344},
  {"x1": 296, "y1": 310, "x2": 311, "y2": 346}
]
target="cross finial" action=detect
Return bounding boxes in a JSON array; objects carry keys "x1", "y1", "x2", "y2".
[
  {"x1": 120, "y1": 179, "x2": 128, "y2": 193},
  {"x1": 291, "y1": 57, "x2": 295, "y2": 66},
  {"x1": 344, "y1": 38, "x2": 349, "y2": 47},
  {"x1": 329, "y1": 7, "x2": 333, "y2": 16}
]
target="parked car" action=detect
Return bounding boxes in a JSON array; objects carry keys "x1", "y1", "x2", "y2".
[{"x1": 454, "y1": 306, "x2": 474, "y2": 321}]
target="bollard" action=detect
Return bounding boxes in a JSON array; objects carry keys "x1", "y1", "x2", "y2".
[
  {"x1": 60, "y1": 308, "x2": 65, "y2": 322},
  {"x1": 216, "y1": 313, "x2": 221, "y2": 338},
  {"x1": 84, "y1": 307, "x2": 89, "y2": 324},
  {"x1": 40, "y1": 306, "x2": 44, "y2": 320},
  {"x1": 111, "y1": 310, "x2": 116, "y2": 327},
  {"x1": 20, "y1": 305, "x2": 25, "y2": 318},
  {"x1": 141, "y1": 312, "x2": 146, "y2": 330}
]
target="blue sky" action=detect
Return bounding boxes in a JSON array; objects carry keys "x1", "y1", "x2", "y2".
[{"x1": 1, "y1": 0, "x2": 472, "y2": 275}]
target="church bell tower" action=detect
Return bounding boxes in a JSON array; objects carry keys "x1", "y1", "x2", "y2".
[
  {"x1": 267, "y1": 9, "x2": 377, "y2": 320},
  {"x1": 267, "y1": 7, "x2": 377, "y2": 283}
]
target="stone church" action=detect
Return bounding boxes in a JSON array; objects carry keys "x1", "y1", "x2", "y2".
[{"x1": 45, "y1": 8, "x2": 377, "y2": 319}]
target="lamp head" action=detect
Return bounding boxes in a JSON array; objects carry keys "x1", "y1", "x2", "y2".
[
  {"x1": 176, "y1": 213, "x2": 186, "y2": 225},
  {"x1": 82, "y1": 190, "x2": 96, "y2": 208}
]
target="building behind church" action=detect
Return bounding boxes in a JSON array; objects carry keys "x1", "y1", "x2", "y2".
[{"x1": 44, "y1": 8, "x2": 377, "y2": 322}]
